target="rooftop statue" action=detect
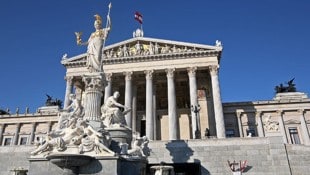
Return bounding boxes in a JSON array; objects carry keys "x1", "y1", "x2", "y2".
[
  {"x1": 45, "y1": 94, "x2": 63, "y2": 108},
  {"x1": 75, "y1": 4, "x2": 112, "y2": 73},
  {"x1": 101, "y1": 91, "x2": 131, "y2": 127},
  {"x1": 0, "y1": 109, "x2": 9, "y2": 115},
  {"x1": 274, "y1": 78, "x2": 297, "y2": 93}
]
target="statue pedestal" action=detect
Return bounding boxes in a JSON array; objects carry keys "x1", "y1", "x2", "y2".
[
  {"x1": 273, "y1": 92, "x2": 308, "y2": 101},
  {"x1": 28, "y1": 155, "x2": 146, "y2": 175},
  {"x1": 106, "y1": 127, "x2": 132, "y2": 153}
]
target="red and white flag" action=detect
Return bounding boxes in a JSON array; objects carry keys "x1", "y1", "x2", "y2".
[{"x1": 134, "y1": 11, "x2": 143, "y2": 24}]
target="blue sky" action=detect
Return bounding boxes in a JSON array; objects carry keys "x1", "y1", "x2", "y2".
[{"x1": 0, "y1": 0, "x2": 309, "y2": 113}]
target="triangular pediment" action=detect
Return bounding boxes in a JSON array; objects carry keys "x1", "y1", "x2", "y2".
[
  {"x1": 104, "y1": 37, "x2": 222, "y2": 57},
  {"x1": 61, "y1": 36, "x2": 222, "y2": 67}
]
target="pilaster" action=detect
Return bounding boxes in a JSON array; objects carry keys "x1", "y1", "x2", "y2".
[
  {"x1": 13, "y1": 123, "x2": 21, "y2": 145},
  {"x1": 236, "y1": 111, "x2": 243, "y2": 138},
  {"x1": 29, "y1": 122, "x2": 36, "y2": 145},
  {"x1": 277, "y1": 110, "x2": 288, "y2": 144},
  {"x1": 0, "y1": 124, "x2": 4, "y2": 145},
  {"x1": 298, "y1": 109, "x2": 310, "y2": 145},
  {"x1": 256, "y1": 111, "x2": 265, "y2": 137}
]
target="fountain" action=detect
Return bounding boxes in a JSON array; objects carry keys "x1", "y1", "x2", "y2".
[
  {"x1": 28, "y1": 4, "x2": 149, "y2": 174},
  {"x1": 46, "y1": 154, "x2": 93, "y2": 175}
]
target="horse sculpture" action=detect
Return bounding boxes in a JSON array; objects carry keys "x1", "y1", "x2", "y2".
[{"x1": 274, "y1": 78, "x2": 296, "y2": 93}]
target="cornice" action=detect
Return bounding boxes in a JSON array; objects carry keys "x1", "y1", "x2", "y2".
[{"x1": 62, "y1": 50, "x2": 221, "y2": 68}]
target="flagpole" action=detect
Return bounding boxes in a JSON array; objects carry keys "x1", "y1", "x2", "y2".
[
  {"x1": 101, "y1": 2, "x2": 111, "y2": 64},
  {"x1": 103, "y1": 2, "x2": 112, "y2": 49}
]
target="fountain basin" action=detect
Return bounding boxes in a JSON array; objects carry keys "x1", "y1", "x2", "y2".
[{"x1": 46, "y1": 154, "x2": 93, "y2": 168}]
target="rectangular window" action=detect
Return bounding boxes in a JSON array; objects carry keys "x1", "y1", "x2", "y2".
[
  {"x1": 289, "y1": 127, "x2": 301, "y2": 144},
  {"x1": 4, "y1": 138, "x2": 12, "y2": 146},
  {"x1": 19, "y1": 137, "x2": 28, "y2": 145},
  {"x1": 226, "y1": 129, "x2": 235, "y2": 137}
]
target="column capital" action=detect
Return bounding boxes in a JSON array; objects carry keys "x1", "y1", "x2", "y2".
[
  {"x1": 208, "y1": 65, "x2": 219, "y2": 76},
  {"x1": 255, "y1": 111, "x2": 262, "y2": 117},
  {"x1": 83, "y1": 74, "x2": 104, "y2": 91},
  {"x1": 124, "y1": 71, "x2": 133, "y2": 81},
  {"x1": 165, "y1": 68, "x2": 175, "y2": 78},
  {"x1": 145, "y1": 70, "x2": 154, "y2": 80},
  {"x1": 235, "y1": 111, "x2": 243, "y2": 117},
  {"x1": 276, "y1": 110, "x2": 283, "y2": 115},
  {"x1": 64, "y1": 76, "x2": 74, "y2": 83},
  {"x1": 297, "y1": 109, "x2": 305, "y2": 115},
  {"x1": 105, "y1": 73, "x2": 113, "y2": 81},
  {"x1": 187, "y1": 67, "x2": 197, "y2": 77}
]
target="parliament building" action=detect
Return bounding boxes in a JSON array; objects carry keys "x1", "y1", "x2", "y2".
[{"x1": 0, "y1": 29, "x2": 309, "y2": 175}]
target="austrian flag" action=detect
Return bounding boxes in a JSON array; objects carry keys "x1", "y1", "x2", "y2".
[{"x1": 134, "y1": 11, "x2": 143, "y2": 24}]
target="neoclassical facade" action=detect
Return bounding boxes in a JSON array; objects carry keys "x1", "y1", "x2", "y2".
[
  {"x1": 0, "y1": 32, "x2": 309, "y2": 175},
  {"x1": 61, "y1": 34, "x2": 226, "y2": 141}
]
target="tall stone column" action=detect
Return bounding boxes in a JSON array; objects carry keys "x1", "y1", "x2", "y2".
[
  {"x1": 64, "y1": 76, "x2": 74, "y2": 109},
  {"x1": 124, "y1": 71, "x2": 133, "y2": 128},
  {"x1": 166, "y1": 68, "x2": 178, "y2": 140},
  {"x1": 187, "y1": 67, "x2": 199, "y2": 139},
  {"x1": 13, "y1": 123, "x2": 21, "y2": 145},
  {"x1": 256, "y1": 111, "x2": 265, "y2": 137},
  {"x1": 153, "y1": 84, "x2": 157, "y2": 140},
  {"x1": 29, "y1": 122, "x2": 36, "y2": 145},
  {"x1": 209, "y1": 65, "x2": 226, "y2": 138},
  {"x1": 132, "y1": 85, "x2": 137, "y2": 133},
  {"x1": 299, "y1": 109, "x2": 310, "y2": 145},
  {"x1": 83, "y1": 73, "x2": 104, "y2": 128},
  {"x1": 278, "y1": 110, "x2": 288, "y2": 144},
  {"x1": 236, "y1": 111, "x2": 243, "y2": 138},
  {"x1": 145, "y1": 70, "x2": 154, "y2": 140},
  {"x1": 0, "y1": 124, "x2": 4, "y2": 145},
  {"x1": 104, "y1": 73, "x2": 113, "y2": 103}
]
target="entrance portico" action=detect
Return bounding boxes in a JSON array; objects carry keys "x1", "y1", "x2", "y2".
[{"x1": 62, "y1": 36, "x2": 225, "y2": 140}]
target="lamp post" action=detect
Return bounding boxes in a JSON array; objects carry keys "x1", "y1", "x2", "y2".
[{"x1": 191, "y1": 105, "x2": 201, "y2": 139}]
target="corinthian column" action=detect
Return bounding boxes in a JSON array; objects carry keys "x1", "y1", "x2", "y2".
[
  {"x1": 145, "y1": 70, "x2": 154, "y2": 140},
  {"x1": 104, "y1": 73, "x2": 113, "y2": 103},
  {"x1": 124, "y1": 71, "x2": 133, "y2": 128},
  {"x1": 209, "y1": 65, "x2": 226, "y2": 138},
  {"x1": 187, "y1": 67, "x2": 199, "y2": 139},
  {"x1": 166, "y1": 68, "x2": 178, "y2": 140},
  {"x1": 83, "y1": 73, "x2": 104, "y2": 125},
  {"x1": 64, "y1": 76, "x2": 74, "y2": 109},
  {"x1": 299, "y1": 109, "x2": 310, "y2": 145}
]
